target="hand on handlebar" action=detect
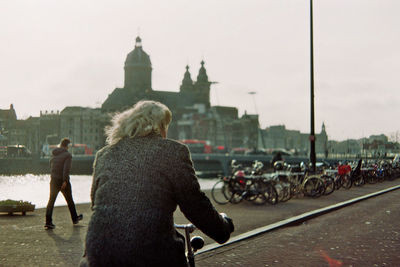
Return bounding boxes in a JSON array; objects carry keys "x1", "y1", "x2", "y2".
[{"x1": 220, "y1": 213, "x2": 234, "y2": 233}]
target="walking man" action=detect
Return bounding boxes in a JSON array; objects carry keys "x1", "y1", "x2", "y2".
[{"x1": 45, "y1": 138, "x2": 82, "y2": 229}]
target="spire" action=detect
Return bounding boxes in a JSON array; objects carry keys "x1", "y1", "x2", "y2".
[
  {"x1": 135, "y1": 36, "x2": 142, "y2": 48},
  {"x1": 184, "y1": 65, "x2": 192, "y2": 81},
  {"x1": 180, "y1": 65, "x2": 193, "y2": 92},
  {"x1": 193, "y1": 60, "x2": 211, "y2": 107},
  {"x1": 196, "y1": 60, "x2": 209, "y2": 83}
]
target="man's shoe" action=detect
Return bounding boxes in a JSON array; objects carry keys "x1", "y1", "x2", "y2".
[
  {"x1": 73, "y1": 214, "x2": 83, "y2": 224},
  {"x1": 44, "y1": 223, "x2": 56, "y2": 230}
]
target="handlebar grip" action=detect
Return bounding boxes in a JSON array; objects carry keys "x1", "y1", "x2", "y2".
[{"x1": 174, "y1": 223, "x2": 196, "y2": 233}]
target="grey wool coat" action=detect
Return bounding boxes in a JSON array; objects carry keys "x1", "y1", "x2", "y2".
[{"x1": 82, "y1": 134, "x2": 231, "y2": 267}]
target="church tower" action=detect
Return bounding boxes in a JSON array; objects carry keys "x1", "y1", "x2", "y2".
[
  {"x1": 321, "y1": 122, "x2": 326, "y2": 134},
  {"x1": 194, "y1": 61, "x2": 211, "y2": 107},
  {"x1": 180, "y1": 65, "x2": 194, "y2": 92},
  {"x1": 318, "y1": 122, "x2": 329, "y2": 157},
  {"x1": 124, "y1": 36, "x2": 152, "y2": 92}
]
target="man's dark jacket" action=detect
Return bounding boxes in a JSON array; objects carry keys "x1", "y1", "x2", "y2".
[
  {"x1": 83, "y1": 134, "x2": 232, "y2": 267},
  {"x1": 50, "y1": 147, "x2": 72, "y2": 183}
]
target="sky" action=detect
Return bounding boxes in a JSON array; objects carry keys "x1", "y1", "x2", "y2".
[{"x1": 1, "y1": 0, "x2": 399, "y2": 141}]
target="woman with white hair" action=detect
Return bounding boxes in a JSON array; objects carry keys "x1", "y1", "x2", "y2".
[{"x1": 80, "y1": 100, "x2": 234, "y2": 267}]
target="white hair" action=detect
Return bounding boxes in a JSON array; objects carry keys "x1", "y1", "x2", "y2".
[{"x1": 105, "y1": 100, "x2": 172, "y2": 145}]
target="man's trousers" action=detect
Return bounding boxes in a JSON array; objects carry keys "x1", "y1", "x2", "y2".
[{"x1": 45, "y1": 179, "x2": 78, "y2": 224}]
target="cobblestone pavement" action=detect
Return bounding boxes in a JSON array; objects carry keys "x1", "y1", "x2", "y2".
[{"x1": 1, "y1": 179, "x2": 400, "y2": 266}]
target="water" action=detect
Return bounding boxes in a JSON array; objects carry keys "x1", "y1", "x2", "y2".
[{"x1": 0, "y1": 174, "x2": 218, "y2": 209}]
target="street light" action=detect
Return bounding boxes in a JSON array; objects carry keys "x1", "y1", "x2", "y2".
[
  {"x1": 248, "y1": 91, "x2": 259, "y2": 115},
  {"x1": 309, "y1": 0, "x2": 316, "y2": 172},
  {"x1": 248, "y1": 91, "x2": 265, "y2": 149}
]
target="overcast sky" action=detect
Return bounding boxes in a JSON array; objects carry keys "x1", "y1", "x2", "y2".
[{"x1": 1, "y1": 0, "x2": 399, "y2": 141}]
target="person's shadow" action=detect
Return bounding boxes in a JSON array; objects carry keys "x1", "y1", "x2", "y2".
[{"x1": 46, "y1": 225, "x2": 85, "y2": 266}]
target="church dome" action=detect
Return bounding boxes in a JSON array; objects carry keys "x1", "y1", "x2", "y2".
[{"x1": 125, "y1": 36, "x2": 152, "y2": 68}]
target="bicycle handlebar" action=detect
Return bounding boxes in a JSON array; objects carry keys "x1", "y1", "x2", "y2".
[
  {"x1": 174, "y1": 223, "x2": 196, "y2": 233},
  {"x1": 174, "y1": 223, "x2": 202, "y2": 267}
]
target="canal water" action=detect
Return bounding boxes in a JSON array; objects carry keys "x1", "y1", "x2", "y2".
[{"x1": 0, "y1": 174, "x2": 218, "y2": 209}]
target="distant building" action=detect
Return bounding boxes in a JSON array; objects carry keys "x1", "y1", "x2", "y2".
[
  {"x1": 328, "y1": 139, "x2": 361, "y2": 157},
  {"x1": 0, "y1": 105, "x2": 40, "y2": 154},
  {"x1": 101, "y1": 36, "x2": 259, "y2": 148},
  {"x1": 0, "y1": 105, "x2": 109, "y2": 155},
  {"x1": 25, "y1": 116, "x2": 40, "y2": 154},
  {"x1": 361, "y1": 135, "x2": 399, "y2": 157},
  {"x1": 0, "y1": 104, "x2": 17, "y2": 144},
  {"x1": 60, "y1": 107, "x2": 109, "y2": 151},
  {"x1": 261, "y1": 123, "x2": 328, "y2": 156},
  {"x1": 39, "y1": 110, "x2": 61, "y2": 145},
  {"x1": 102, "y1": 37, "x2": 211, "y2": 113},
  {"x1": 0, "y1": 37, "x2": 260, "y2": 153},
  {"x1": 14, "y1": 36, "x2": 399, "y2": 157}
]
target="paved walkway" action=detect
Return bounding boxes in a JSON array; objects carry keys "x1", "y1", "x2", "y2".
[
  {"x1": 196, "y1": 188, "x2": 400, "y2": 266},
  {"x1": 1, "y1": 179, "x2": 400, "y2": 266}
]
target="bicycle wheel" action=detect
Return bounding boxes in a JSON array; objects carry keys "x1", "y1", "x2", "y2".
[
  {"x1": 211, "y1": 180, "x2": 230, "y2": 205},
  {"x1": 274, "y1": 183, "x2": 284, "y2": 202},
  {"x1": 303, "y1": 176, "x2": 325, "y2": 197},
  {"x1": 267, "y1": 185, "x2": 278, "y2": 204},
  {"x1": 276, "y1": 182, "x2": 291, "y2": 202},
  {"x1": 334, "y1": 175, "x2": 342, "y2": 190},
  {"x1": 229, "y1": 190, "x2": 243, "y2": 204},
  {"x1": 322, "y1": 175, "x2": 335, "y2": 195},
  {"x1": 365, "y1": 171, "x2": 377, "y2": 184},
  {"x1": 289, "y1": 181, "x2": 301, "y2": 198},
  {"x1": 341, "y1": 174, "x2": 352, "y2": 189},
  {"x1": 259, "y1": 180, "x2": 278, "y2": 205},
  {"x1": 227, "y1": 179, "x2": 244, "y2": 204},
  {"x1": 250, "y1": 192, "x2": 268, "y2": 205},
  {"x1": 377, "y1": 172, "x2": 385, "y2": 182},
  {"x1": 353, "y1": 175, "x2": 364, "y2": 186},
  {"x1": 249, "y1": 180, "x2": 268, "y2": 205}
]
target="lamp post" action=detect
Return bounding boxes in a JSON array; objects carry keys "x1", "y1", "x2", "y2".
[
  {"x1": 248, "y1": 91, "x2": 265, "y2": 150},
  {"x1": 309, "y1": 0, "x2": 316, "y2": 172},
  {"x1": 248, "y1": 91, "x2": 259, "y2": 115}
]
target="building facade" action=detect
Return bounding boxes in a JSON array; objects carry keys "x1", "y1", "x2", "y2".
[
  {"x1": 101, "y1": 36, "x2": 258, "y2": 149},
  {"x1": 0, "y1": 104, "x2": 17, "y2": 145},
  {"x1": 59, "y1": 107, "x2": 109, "y2": 151},
  {"x1": 261, "y1": 123, "x2": 328, "y2": 156}
]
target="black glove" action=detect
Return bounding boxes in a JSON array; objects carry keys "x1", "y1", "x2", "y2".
[{"x1": 220, "y1": 213, "x2": 234, "y2": 233}]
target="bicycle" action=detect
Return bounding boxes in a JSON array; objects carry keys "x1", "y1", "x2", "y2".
[
  {"x1": 174, "y1": 224, "x2": 204, "y2": 267},
  {"x1": 211, "y1": 175, "x2": 233, "y2": 205},
  {"x1": 285, "y1": 163, "x2": 326, "y2": 198},
  {"x1": 211, "y1": 161, "x2": 273, "y2": 205}
]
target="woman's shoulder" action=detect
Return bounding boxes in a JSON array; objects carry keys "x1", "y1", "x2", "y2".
[
  {"x1": 147, "y1": 138, "x2": 190, "y2": 160},
  {"x1": 163, "y1": 138, "x2": 189, "y2": 151},
  {"x1": 154, "y1": 139, "x2": 192, "y2": 165},
  {"x1": 94, "y1": 144, "x2": 112, "y2": 159}
]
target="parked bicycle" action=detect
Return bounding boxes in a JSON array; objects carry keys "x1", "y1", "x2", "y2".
[
  {"x1": 211, "y1": 160, "x2": 276, "y2": 205},
  {"x1": 211, "y1": 157, "x2": 399, "y2": 206}
]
